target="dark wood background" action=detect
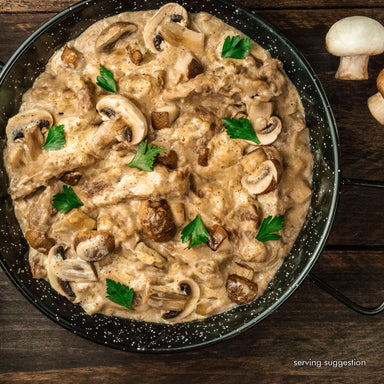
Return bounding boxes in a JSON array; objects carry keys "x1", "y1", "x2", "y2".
[{"x1": 0, "y1": 1, "x2": 383, "y2": 383}]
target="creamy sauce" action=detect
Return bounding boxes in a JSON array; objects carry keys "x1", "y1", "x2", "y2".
[{"x1": 4, "y1": 5, "x2": 313, "y2": 322}]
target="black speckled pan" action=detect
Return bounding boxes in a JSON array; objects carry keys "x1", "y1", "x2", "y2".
[{"x1": 0, "y1": 0, "x2": 340, "y2": 352}]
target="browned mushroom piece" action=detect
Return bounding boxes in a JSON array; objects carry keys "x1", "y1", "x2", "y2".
[
  {"x1": 187, "y1": 58, "x2": 204, "y2": 79},
  {"x1": 139, "y1": 199, "x2": 176, "y2": 242},
  {"x1": 208, "y1": 224, "x2": 228, "y2": 251},
  {"x1": 61, "y1": 45, "x2": 80, "y2": 68},
  {"x1": 128, "y1": 45, "x2": 143, "y2": 65},
  {"x1": 60, "y1": 171, "x2": 82, "y2": 186},
  {"x1": 155, "y1": 149, "x2": 178, "y2": 169},
  {"x1": 25, "y1": 230, "x2": 55, "y2": 254},
  {"x1": 197, "y1": 148, "x2": 209, "y2": 166},
  {"x1": 368, "y1": 68, "x2": 384, "y2": 124},
  {"x1": 95, "y1": 22, "x2": 138, "y2": 51},
  {"x1": 151, "y1": 103, "x2": 179, "y2": 129},
  {"x1": 74, "y1": 230, "x2": 115, "y2": 261},
  {"x1": 226, "y1": 274, "x2": 258, "y2": 304}
]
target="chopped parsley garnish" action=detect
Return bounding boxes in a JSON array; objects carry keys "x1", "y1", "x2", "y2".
[
  {"x1": 127, "y1": 140, "x2": 163, "y2": 172},
  {"x1": 106, "y1": 278, "x2": 134, "y2": 311},
  {"x1": 256, "y1": 215, "x2": 285, "y2": 242},
  {"x1": 96, "y1": 64, "x2": 117, "y2": 93},
  {"x1": 41, "y1": 125, "x2": 66, "y2": 151},
  {"x1": 222, "y1": 117, "x2": 260, "y2": 144},
  {"x1": 221, "y1": 35, "x2": 252, "y2": 59},
  {"x1": 181, "y1": 215, "x2": 210, "y2": 249},
  {"x1": 52, "y1": 185, "x2": 83, "y2": 213}
]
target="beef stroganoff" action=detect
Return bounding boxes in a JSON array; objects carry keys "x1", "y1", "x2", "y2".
[{"x1": 4, "y1": 3, "x2": 313, "y2": 322}]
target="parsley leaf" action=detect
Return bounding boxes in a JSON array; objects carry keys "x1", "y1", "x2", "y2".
[
  {"x1": 96, "y1": 64, "x2": 117, "y2": 93},
  {"x1": 41, "y1": 125, "x2": 66, "y2": 151},
  {"x1": 52, "y1": 185, "x2": 83, "y2": 213},
  {"x1": 222, "y1": 117, "x2": 260, "y2": 144},
  {"x1": 181, "y1": 215, "x2": 210, "y2": 249},
  {"x1": 256, "y1": 215, "x2": 285, "y2": 242},
  {"x1": 221, "y1": 35, "x2": 252, "y2": 59},
  {"x1": 106, "y1": 278, "x2": 134, "y2": 311},
  {"x1": 127, "y1": 140, "x2": 163, "y2": 172}
]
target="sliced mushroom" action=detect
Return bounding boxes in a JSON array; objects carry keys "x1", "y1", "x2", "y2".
[
  {"x1": 138, "y1": 199, "x2": 176, "y2": 242},
  {"x1": 226, "y1": 274, "x2": 258, "y2": 304},
  {"x1": 6, "y1": 109, "x2": 53, "y2": 142},
  {"x1": 6, "y1": 109, "x2": 53, "y2": 163},
  {"x1": 46, "y1": 245, "x2": 76, "y2": 301},
  {"x1": 208, "y1": 224, "x2": 228, "y2": 251},
  {"x1": 150, "y1": 278, "x2": 200, "y2": 321},
  {"x1": 247, "y1": 101, "x2": 273, "y2": 131},
  {"x1": 257, "y1": 116, "x2": 282, "y2": 145},
  {"x1": 56, "y1": 259, "x2": 98, "y2": 282},
  {"x1": 158, "y1": 21, "x2": 204, "y2": 53},
  {"x1": 135, "y1": 242, "x2": 166, "y2": 268},
  {"x1": 247, "y1": 100, "x2": 281, "y2": 145},
  {"x1": 25, "y1": 230, "x2": 55, "y2": 254},
  {"x1": 241, "y1": 159, "x2": 282, "y2": 195},
  {"x1": 143, "y1": 3, "x2": 189, "y2": 53},
  {"x1": 74, "y1": 230, "x2": 115, "y2": 262},
  {"x1": 171, "y1": 278, "x2": 200, "y2": 320},
  {"x1": 95, "y1": 22, "x2": 137, "y2": 51},
  {"x1": 240, "y1": 147, "x2": 267, "y2": 174},
  {"x1": 96, "y1": 95, "x2": 148, "y2": 145}
]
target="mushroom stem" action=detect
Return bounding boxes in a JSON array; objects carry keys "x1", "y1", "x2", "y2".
[
  {"x1": 336, "y1": 55, "x2": 369, "y2": 80},
  {"x1": 368, "y1": 91, "x2": 384, "y2": 124}
]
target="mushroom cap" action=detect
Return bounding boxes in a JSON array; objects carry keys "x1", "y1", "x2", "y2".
[
  {"x1": 143, "y1": 3, "x2": 189, "y2": 53},
  {"x1": 377, "y1": 68, "x2": 384, "y2": 95},
  {"x1": 6, "y1": 109, "x2": 53, "y2": 142},
  {"x1": 74, "y1": 230, "x2": 115, "y2": 262},
  {"x1": 138, "y1": 199, "x2": 176, "y2": 242},
  {"x1": 96, "y1": 95, "x2": 148, "y2": 145},
  {"x1": 241, "y1": 159, "x2": 282, "y2": 195},
  {"x1": 95, "y1": 22, "x2": 137, "y2": 51},
  {"x1": 326, "y1": 16, "x2": 384, "y2": 56}
]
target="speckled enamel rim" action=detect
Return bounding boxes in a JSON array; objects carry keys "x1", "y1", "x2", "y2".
[{"x1": 0, "y1": 0, "x2": 340, "y2": 352}]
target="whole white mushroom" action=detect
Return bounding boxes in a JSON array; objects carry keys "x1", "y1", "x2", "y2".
[{"x1": 326, "y1": 16, "x2": 384, "y2": 80}]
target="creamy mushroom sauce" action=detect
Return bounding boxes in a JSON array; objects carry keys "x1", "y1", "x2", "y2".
[{"x1": 4, "y1": 5, "x2": 313, "y2": 322}]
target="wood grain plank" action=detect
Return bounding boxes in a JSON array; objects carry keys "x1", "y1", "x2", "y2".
[
  {"x1": 1, "y1": 250, "x2": 383, "y2": 381},
  {"x1": 1, "y1": 0, "x2": 384, "y2": 13}
]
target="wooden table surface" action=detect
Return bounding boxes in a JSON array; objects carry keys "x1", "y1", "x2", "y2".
[{"x1": 0, "y1": 1, "x2": 383, "y2": 383}]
